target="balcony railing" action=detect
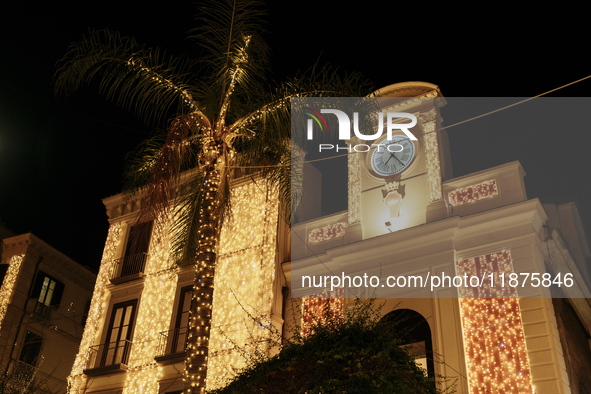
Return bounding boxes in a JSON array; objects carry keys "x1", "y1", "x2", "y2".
[
  {"x1": 155, "y1": 327, "x2": 188, "y2": 362},
  {"x1": 4, "y1": 360, "x2": 39, "y2": 392},
  {"x1": 84, "y1": 340, "x2": 132, "y2": 375},
  {"x1": 110, "y1": 253, "x2": 149, "y2": 283},
  {"x1": 33, "y1": 301, "x2": 56, "y2": 320}
]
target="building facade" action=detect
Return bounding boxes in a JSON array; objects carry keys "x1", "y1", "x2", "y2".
[
  {"x1": 67, "y1": 82, "x2": 591, "y2": 394},
  {"x1": 67, "y1": 177, "x2": 284, "y2": 393},
  {"x1": 0, "y1": 232, "x2": 96, "y2": 393},
  {"x1": 287, "y1": 82, "x2": 591, "y2": 393}
]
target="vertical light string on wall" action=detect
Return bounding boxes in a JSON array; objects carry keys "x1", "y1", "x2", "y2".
[
  {"x1": 67, "y1": 223, "x2": 122, "y2": 393},
  {"x1": 347, "y1": 152, "x2": 361, "y2": 224},
  {"x1": 0, "y1": 254, "x2": 25, "y2": 329},
  {"x1": 205, "y1": 181, "x2": 279, "y2": 391},
  {"x1": 457, "y1": 251, "x2": 533, "y2": 394},
  {"x1": 421, "y1": 111, "x2": 443, "y2": 203},
  {"x1": 123, "y1": 214, "x2": 176, "y2": 394}
]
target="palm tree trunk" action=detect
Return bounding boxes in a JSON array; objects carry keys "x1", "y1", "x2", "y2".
[{"x1": 185, "y1": 166, "x2": 220, "y2": 394}]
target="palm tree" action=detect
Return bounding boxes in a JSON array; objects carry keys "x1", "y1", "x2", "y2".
[{"x1": 55, "y1": 1, "x2": 373, "y2": 392}]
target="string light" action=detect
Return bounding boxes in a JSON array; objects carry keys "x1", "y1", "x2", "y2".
[
  {"x1": 457, "y1": 251, "x2": 533, "y2": 394},
  {"x1": 0, "y1": 254, "x2": 25, "y2": 329},
  {"x1": 308, "y1": 223, "x2": 347, "y2": 244},
  {"x1": 68, "y1": 223, "x2": 122, "y2": 393},
  {"x1": 348, "y1": 153, "x2": 361, "y2": 224},
  {"x1": 205, "y1": 181, "x2": 279, "y2": 390},
  {"x1": 422, "y1": 118, "x2": 443, "y2": 203},
  {"x1": 123, "y1": 214, "x2": 176, "y2": 394},
  {"x1": 301, "y1": 289, "x2": 344, "y2": 338},
  {"x1": 449, "y1": 180, "x2": 498, "y2": 206}
]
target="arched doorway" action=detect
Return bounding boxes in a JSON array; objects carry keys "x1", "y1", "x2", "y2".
[{"x1": 381, "y1": 308, "x2": 434, "y2": 378}]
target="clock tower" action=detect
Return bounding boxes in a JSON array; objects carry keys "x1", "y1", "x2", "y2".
[{"x1": 346, "y1": 81, "x2": 452, "y2": 241}]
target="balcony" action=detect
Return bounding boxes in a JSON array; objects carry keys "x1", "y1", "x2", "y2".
[
  {"x1": 109, "y1": 253, "x2": 149, "y2": 285},
  {"x1": 83, "y1": 340, "x2": 132, "y2": 376},
  {"x1": 32, "y1": 300, "x2": 55, "y2": 320},
  {"x1": 4, "y1": 360, "x2": 39, "y2": 393},
  {"x1": 155, "y1": 327, "x2": 188, "y2": 364}
]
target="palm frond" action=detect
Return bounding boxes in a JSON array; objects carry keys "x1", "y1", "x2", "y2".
[
  {"x1": 229, "y1": 62, "x2": 375, "y2": 225},
  {"x1": 54, "y1": 28, "x2": 199, "y2": 127},
  {"x1": 169, "y1": 171, "x2": 205, "y2": 267},
  {"x1": 190, "y1": 0, "x2": 270, "y2": 110},
  {"x1": 125, "y1": 114, "x2": 204, "y2": 229},
  {"x1": 123, "y1": 129, "x2": 168, "y2": 194}
]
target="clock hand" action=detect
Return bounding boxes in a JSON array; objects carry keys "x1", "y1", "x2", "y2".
[
  {"x1": 383, "y1": 153, "x2": 394, "y2": 166},
  {"x1": 390, "y1": 152, "x2": 404, "y2": 166}
]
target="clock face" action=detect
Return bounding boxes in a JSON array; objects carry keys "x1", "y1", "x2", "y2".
[{"x1": 370, "y1": 135, "x2": 416, "y2": 177}]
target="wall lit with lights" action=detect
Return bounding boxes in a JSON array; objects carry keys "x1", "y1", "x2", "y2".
[
  {"x1": 0, "y1": 254, "x2": 25, "y2": 329},
  {"x1": 206, "y1": 181, "x2": 279, "y2": 390},
  {"x1": 348, "y1": 153, "x2": 361, "y2": 224},
  {"x1": 457, "y1": 251, "x2": 533, "y2": 394},
  {"x1": 68, "y1": 223, "x2": 121, "y2": 393},
  {"x1": 449, "y1": 180, "x2": 498, "y2": 206},
  {"x1": 301, "y1": 289, "x2": 344, "y2": 338},
  {"x1": 67, "y1": 180, "x2": 279, "y2": 393},
  {"x1": 422, "y1": 118, "x2": 443, "y2": 203},
  {"x1": 123, "y1": 215, "x2": 176, "y2": 394}
]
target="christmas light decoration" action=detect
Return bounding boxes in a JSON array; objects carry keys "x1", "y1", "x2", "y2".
[
  {"x1": 449, "y1": 180, "x2": 498, "y2": 206},
  {"x1": 457, "y1": 251, "x2": 533, "y2": 394},
  {"x1": 68, "y1": 223, "x2": 122, "y2": 393},
  {"x1": 67, "y1": 180, "x2": 279, "y2": 394},
  {"x1": 205, "y1": 181, "x2": 278, "y2": 390},
  {"x1": 423, "y1": 119, "x2": 443, "y2": 203},
  {"x1": 308, "y1": 223, "x2": 347, "y2": 244},
  {"x1": 123, "y1": 215, "x2": 175, "y2": 394},
  {"x1": 0, "y1": 254, "x2": 25, "y2": 329},
  {"x1": 301, "y1": 289, "x2": 344, "y2": 338},
  {"x1": 348, "y1": 152, "x2": 361, "y2": 224}
]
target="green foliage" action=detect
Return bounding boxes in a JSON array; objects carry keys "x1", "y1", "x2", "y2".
[{"x1": 210, "y1": 300, "x2": 452, "y2": 394}]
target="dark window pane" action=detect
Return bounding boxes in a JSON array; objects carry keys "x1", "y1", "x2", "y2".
[
  {"x1": 32, "y1": 271, "x2": 65, "y2": 308},
  {"x1": 19, "y1": 332, "x2": 42, "y2": 366}
]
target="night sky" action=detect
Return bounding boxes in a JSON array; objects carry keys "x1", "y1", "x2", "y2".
[{"x1": 1, "y1": 1, "x2": 591, "y2": 272}]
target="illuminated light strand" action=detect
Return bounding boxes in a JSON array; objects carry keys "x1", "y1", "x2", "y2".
[
  {"x1": 185, "y1": 169, "x2": 221, "y2": 393},
  {"x1": 123, "y1": 214, "x2": 176, "y2": 394},
  {"x1": 67, "y1": 223, "x2": 122, "y2": 393},
  {"x1": 125, "y1": 58, "x2": 197, "y2": 113},
  {"x1": 301, "y1": 289, "x2": 344, "y2": 338},
  {"x1": 308, "y1": 223, "x2": 347, "y2": 244},
  {"x1": 0, "y1": 254, "x2": 25, "y2": 329},
  {"x1": 205, "y1": 181, "x2": 279, "y2": 391},
  {"x1": 423, "y1": 120, "x2": 443, "y2": 202},
  {"x1": 449, "y1": 180, "x2": 498, "y2": 206},
  {"x1": 457, "y1": 251, "x2": 533, "y2": 394},
  {"x1": 348, "y1": 152, "x2": 361, "y2": 224}
]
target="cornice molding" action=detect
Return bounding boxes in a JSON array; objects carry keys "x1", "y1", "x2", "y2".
[
  {"x1": 1, "y1": 233, "x2": 96, "y2": 288},
  {"x1": 291, "y1": 199, "x2": 547, "y2": 270},
  {"x1": 442, "y1": 161, "x2": 525, "y2": 189}
]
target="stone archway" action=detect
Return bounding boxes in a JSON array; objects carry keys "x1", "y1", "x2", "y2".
[{"x1": 381, "y1": 308, "x2": 434, "y2": 378}]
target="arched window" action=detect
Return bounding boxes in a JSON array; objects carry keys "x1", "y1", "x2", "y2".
[{"x1": 381, "y1": 309, "x2": 434, "y2": 378}]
